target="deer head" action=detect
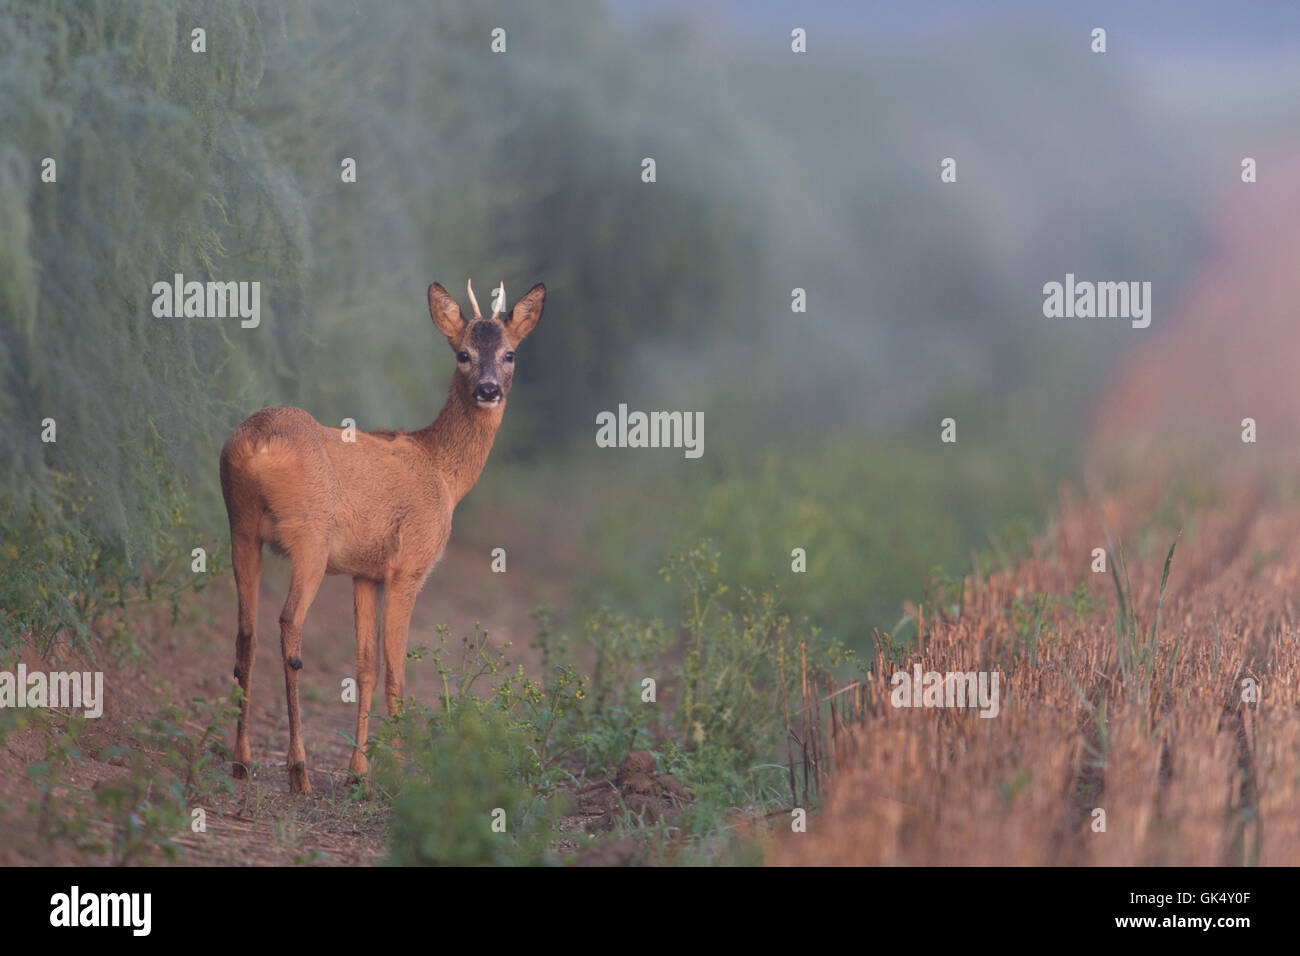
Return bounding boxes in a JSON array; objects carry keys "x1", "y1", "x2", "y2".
[{"x1": 427, "y1": 279, "x2": 546, "y2": 410}]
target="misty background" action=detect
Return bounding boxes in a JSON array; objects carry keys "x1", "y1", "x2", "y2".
[{"x1": 3, "y1": 0, "x2": 1298, "y2": 647}]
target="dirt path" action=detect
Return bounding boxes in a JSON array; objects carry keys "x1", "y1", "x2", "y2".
[{"x1": 0, "y1": 543, "x2": 556, "y2": 866}]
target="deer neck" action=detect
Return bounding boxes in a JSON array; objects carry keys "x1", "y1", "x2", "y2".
[{"x1": 416, "y1": 383, "x2": 504, "y2": 504}]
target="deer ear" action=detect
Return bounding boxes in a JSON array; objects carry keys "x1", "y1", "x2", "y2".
[
  {"x1": 505, "y1": 283, "x2": 546, "y2": 342},
  {"x1": 428, "y1": 283, "x2": 467, "y2": 343}
]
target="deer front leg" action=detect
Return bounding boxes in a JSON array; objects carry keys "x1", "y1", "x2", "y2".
[
  {"x1": 349, "y1": 577, "x2": 381, "y2": 780},
  {"x1": 381, "y1": 577, "x2": 421, "y2": 719}
]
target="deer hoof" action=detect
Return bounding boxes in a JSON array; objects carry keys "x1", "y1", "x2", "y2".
[{"x1": 289, "y1": 761, "x2": 311, "y2": 794}]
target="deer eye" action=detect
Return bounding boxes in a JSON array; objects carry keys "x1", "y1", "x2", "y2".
[
  {"x1": 503, "y1": 351, "x2": 515, "y2": 363},
  {"x1": 456, "y1": 351, "x2": 470, "y2": 363}
]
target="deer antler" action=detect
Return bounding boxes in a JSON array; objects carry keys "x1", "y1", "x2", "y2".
[
  {"x1": 492, "y1": 282, "x2": 505, "y2": 321},
  {"x1": 466, "y1": 278, "x2": 483, "y2": 319}
]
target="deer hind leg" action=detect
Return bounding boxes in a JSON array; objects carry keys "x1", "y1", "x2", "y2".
[
  {"x1": 230, "y1": 530, "x2": 263, "y2": 780},
  {"x1": 348, "y1": 577, "x2": 381, "y2": 781},
  {"x1": 279, "y1": 546, "x2": 328, "y2": 794}
]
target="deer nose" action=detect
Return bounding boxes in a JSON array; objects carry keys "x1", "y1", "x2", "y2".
[{"x1": 473, "y1": 382, "x2": 501, "y2": 402}]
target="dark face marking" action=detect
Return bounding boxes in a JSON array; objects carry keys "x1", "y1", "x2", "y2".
[
  {"x1": 469, "y1": 321, "x2": 503, "y2": 351},
  {"x1": 458, "y1": 319, "x2": 514, "y2": 406}
]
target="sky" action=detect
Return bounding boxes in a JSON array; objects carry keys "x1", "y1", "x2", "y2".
[{"x1": 614, "y1": 0, "x2": 1300, "y2": 59}]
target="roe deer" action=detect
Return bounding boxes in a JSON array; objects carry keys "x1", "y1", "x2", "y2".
[{"x1": 219, "y1": 279, "x2": 545, "y2": 793}]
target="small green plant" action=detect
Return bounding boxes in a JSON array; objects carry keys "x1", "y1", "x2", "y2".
[
  {"x1": 26, "y1": 712, "x2": 92, "y2": 848},
  {"x1": 90, "y1": 771, "x2": 188, "y2": 865},
  {"x1": 1065, "y1": 580, "x2": 1104, "y2": 627},
  {"x1": 364, "y1": 622, "x2": 588, "y2": 864},
  {"x1": 535, "y1": 605, "x2": 670, "y2": 772},
  {"x1": 1010, "y1": 592, "x2": 1055, "y2": 662},
  {"x1": 926, "y1": 564, "x2": 966, "y2": 619},
  {"x1": 1107, "y1": 531, "x2": 1181, "y2": 701},
  {"x1": 665, "y1": 543, "x2": 838, "y2": 769},
  {"x1": 138, "y1": 689, "x2": 241, "y2": 804},
  {"x1": 970, "y1": 515, "x2": 1039, "y2": 580},
  {"x1": 404, "y1": 622, "x2": 588, "y2": 795},
  {"x1": 374, "y1": 704, "x2": 557, "y2": 866}
]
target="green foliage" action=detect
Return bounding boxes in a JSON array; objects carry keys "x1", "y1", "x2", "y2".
[
  {"x1": 661, "y1": 543, "x2": 853, "y2": 769},
  {"x1": 1065, "y1": 580, "x2": 1104, "y2": 627},
  {"x1": 533, "y1": 605, "x2": 671, "y2": 770},
  {"x1": 0, "y1": 0, "x2": 305, "y2": 549},
  {"x1": 974, "y1": 516, "x2": 1039, "y2": 578},
  {"x1": 926, "y1": 563, "x2": 967, "y2": 618},
  {"x1": 578, "y1": 437, "x2": 1054, "y2": 648},
  {"x1": 369, "y1": 543, "x2": 849, "y2": 862},
  {"x1": 88, "y1": 769, "x2": 189, "y2": 866},
  {"x1": 1010, "y1": 591, "x2": 1056, "y2": 663},
  {"x1": 370, "y1": 624, "x2": 583, "y2": 864},
  {"x1": 409, "y1": 623, "x2": 589, "y2": 795},
  {"x1": 0, "y1": 0, "x2": 763, "y2": 523},
  {"x1": 0, "y1": 476, "x2": 109, "y2": 662},
  {"x1": 547, "y1": 542, "x2": 852, "y2": 810},
  {"x1": 0, "y1": 466, "x2": 215, "y2": 665},
  {"x1": 375, "y1": 706, "x2": 559, "y2": 867}
]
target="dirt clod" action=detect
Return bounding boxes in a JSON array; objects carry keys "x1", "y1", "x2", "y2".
[{"x1": 575, "y1": 750, "x2": 695, "y2": 831}]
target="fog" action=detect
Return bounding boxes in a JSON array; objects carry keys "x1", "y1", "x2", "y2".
[{"x1": 3, "y1": 0, "x2": 1297, "y2": 633}]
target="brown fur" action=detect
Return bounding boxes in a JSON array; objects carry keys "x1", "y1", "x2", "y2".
[{"x1": 219, "y1": 281, "x2": 545, "y2": 792}]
